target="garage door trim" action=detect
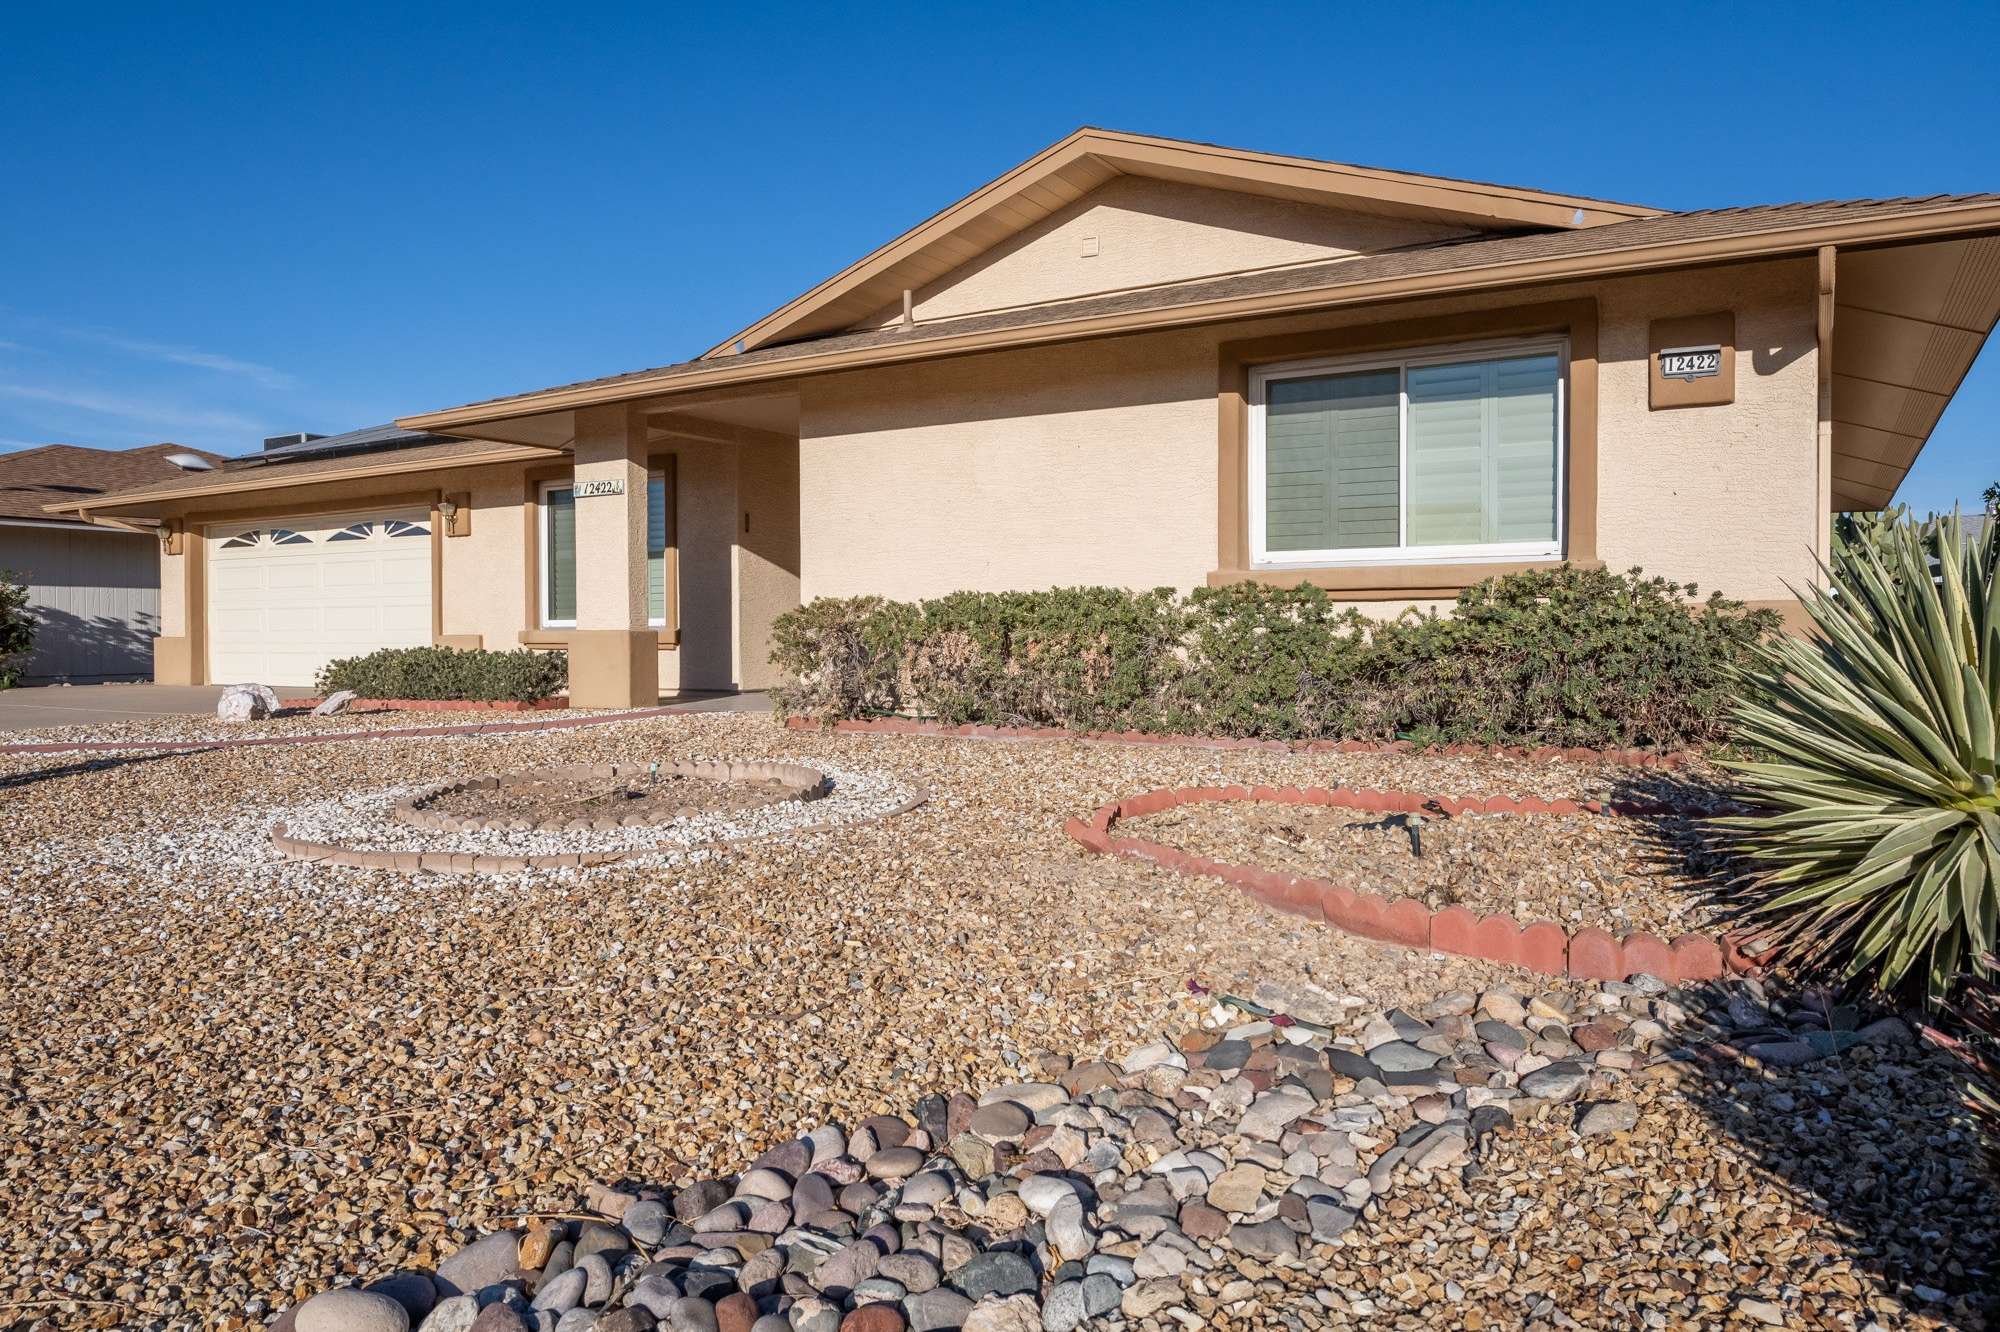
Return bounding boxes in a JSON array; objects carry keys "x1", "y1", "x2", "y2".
[{"x1": 202, "y1": 500, "x2": 442, "y2": 686}]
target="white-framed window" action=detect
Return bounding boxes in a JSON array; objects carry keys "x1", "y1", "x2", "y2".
[
  {"x1": 1248, "y1": 336, "x2": 1567, "y2": 568},
  {"x1": 538, "y1": 472, "x2": 671, "y2": 629}
]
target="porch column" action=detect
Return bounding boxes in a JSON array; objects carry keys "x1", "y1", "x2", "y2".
[
  {"x1": 568, "y1": 405, "x2": 659, "y2": 707},
  {"x1": 153, "y1": 519, "x2": 198, "y2": 685}
]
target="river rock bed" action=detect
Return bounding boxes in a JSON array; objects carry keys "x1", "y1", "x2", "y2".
[{"x1": 266, "y1": 973, "x2": 1978, "y2": 1332}]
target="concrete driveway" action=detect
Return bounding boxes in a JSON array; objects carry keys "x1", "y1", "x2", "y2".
[{"x1": 0, "y1": 683, "x2": 240, "y2": 731}]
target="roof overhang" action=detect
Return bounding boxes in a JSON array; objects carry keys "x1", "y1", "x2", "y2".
[
  {"x1": 0, "y1": 514, "x2": 151, "y2": 535},
  {"x1": 403, "y1": 198, "x2": 2000, "y2": 450},
  {"x1": 42, "y1": 442, "x2": 556, "y2": 519},
  {"x1": 700, "y1": 127, "x2": 1661, "y2": 357},
  {"x1": 1827, "y1": 235, "x2": 2000, "y2": 509}
]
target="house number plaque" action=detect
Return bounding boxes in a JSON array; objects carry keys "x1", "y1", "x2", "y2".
[
  {"x1": 1659, "y1": 346, "x2": 1722, "y2": 381},
  {"x1": 574, "y1": 478, "x2": 626, "y2": 498}
]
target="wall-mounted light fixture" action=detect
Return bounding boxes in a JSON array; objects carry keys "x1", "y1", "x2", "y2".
[
  {"x1": 156, "y1": 521, "x2": 184, "y2": 556},
  {"x1": 438, "y1": 494, "x2": 470, "y2": 536}
]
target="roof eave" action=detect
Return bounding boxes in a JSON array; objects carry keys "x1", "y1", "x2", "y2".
[
  {"x1": 42, "y1": 442, "x2": 560, "y2": 517},
  {"x1": 401, "y1": 199, "x2": 2000, "y2": 435}
]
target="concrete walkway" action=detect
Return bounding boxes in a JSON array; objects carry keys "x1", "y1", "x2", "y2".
[{"x1": 0, "y1": 683, "x2": 768, "y2": 733}]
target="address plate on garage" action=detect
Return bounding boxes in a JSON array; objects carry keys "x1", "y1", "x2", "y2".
[
  {"x1": 574, "y1": 478, "x2": 626, "y2": 498},
  {"x1": 1660, "y1": 346, "x2": 1722, "y2": 382}
]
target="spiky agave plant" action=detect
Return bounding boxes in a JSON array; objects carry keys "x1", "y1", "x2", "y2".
[{"x1": 1721, "y1": 511, "x2": 1998, "y2": 1004}]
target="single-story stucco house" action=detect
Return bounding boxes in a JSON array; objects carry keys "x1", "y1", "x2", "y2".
[
  {"x1": 2, "y1": 442, "x2": 226, "y2": 681},
  {"x1": 48, "y1": 129, "x2": 2000, "y2": 705}
]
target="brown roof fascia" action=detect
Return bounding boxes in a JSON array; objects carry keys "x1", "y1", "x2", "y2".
[
  {"x1": 699, "y1": 127, "x2": 1662, "y2": 359},
  {"x1": 41, "y1": 442, "x2": 555, "y2": 517},
  {"x1": 401, "y1": 199, "x2": 2000, "y2": 434}
]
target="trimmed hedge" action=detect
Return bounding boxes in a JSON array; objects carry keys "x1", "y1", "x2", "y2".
[
  {"x1": 769, "y1": 565, "x2": 1779, "y2": 751},
  {"x1": 315, "y1": 646, "x2": 568, "y2": 703}
]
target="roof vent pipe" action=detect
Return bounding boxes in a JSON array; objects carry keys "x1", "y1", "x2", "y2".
[{"x1": 902, "y1": 289, "x2": 915, "y2": 331}]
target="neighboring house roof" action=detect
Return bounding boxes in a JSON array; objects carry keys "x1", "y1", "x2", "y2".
[
  {"x1": 1, "y1": 443, "x2": 228, "y2": 526},
  {"x1": 699, "y1": 127, "x2": 1665, "y2": 358}
]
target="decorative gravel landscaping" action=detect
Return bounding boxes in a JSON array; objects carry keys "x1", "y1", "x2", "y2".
[
  {"x1": 1120, "y1": 798, "x2": 1726, "y2": 939},
  {"x1": 0, "y1": 712, "x2": 1992, "y2": 1331}
]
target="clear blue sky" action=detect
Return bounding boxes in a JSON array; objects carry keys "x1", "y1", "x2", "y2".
[{"x1": 3, "y1": 1, "x2": 1996, "y2": 513}]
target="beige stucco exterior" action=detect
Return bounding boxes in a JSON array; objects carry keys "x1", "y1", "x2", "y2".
[
  {"x1": 862, "y1": 176, "x2": 1476, "y2": 329},
  {"x1": 147, "y1": 252, "x2": 1823, "y2": 694},
  {"x1": 802, "y1": 255, "x2": 1824, "y2": 609}
]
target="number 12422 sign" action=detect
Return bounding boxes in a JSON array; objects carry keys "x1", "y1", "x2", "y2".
[
  {"x1": 574, "y1": 478, "x2": 626, "y2": 498},
  {"x1": 1660, "y1": 346, "x2": 1722, "y2": 381}
]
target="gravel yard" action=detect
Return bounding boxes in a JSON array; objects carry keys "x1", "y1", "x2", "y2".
[
  {"x1": 1122, "y1": 800, "x2": 1726, "y2": 938},
  {"x1": 0, "y1": 713, "x2": 1991, "y2": 1331}
]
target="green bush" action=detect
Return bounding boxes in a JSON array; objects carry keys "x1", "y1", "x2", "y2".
[
  {"x1": 0, "y1": 570, "x2": 35, "y2": 689},
  {"x1": 768, "y1": 565, "x2": 1775, "y2": 751},
  {"x1": 1372, "y1": 565, "x2": 1779, "y2": 749},
  {"x1": 1721, "y1": 511, "x2": 1998, "y2": 1004},
  {"x1": 315, "y1": 645, "x2": 568, "y2": 703}
]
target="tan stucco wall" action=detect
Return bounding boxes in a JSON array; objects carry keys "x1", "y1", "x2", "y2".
[
  {"x1": 862, "y1": 176, "x2": 1476, "y2": 328},
  {"x1": 734, "y1": 438, "x2": 801, "y2": 690},
  {"x1": 801, "y1": 256, "x2": 1825, "y2": 607},
  {"x1": 800, "y1": 327, "x2": 1222, "y2": 600},
  {"x1": 1592, "y1": 261, "x2": 1822, "y2": 600},
  {"x1": 158, "y1": 548, "x2": 187, "y2": 637}
]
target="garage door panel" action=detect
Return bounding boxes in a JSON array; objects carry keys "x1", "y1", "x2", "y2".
[{"x1": 206, "y1": 509, "x2": 433, "y2": 686}]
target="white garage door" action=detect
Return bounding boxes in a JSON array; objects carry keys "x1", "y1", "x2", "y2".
[{"x1": 207, "y1": 508, "x2": 433, "y2": 687}]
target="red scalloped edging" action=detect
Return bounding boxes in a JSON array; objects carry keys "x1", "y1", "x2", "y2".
[
  {"x1": 285, "y1": 695, "x2": 570, "y2": 713},
  {"x1": 783, "y1": 715, "x2": 1692, "y2": 768},
  {"x1": 1066, "y1": 783, "x2": 1757, "y2": 984}
]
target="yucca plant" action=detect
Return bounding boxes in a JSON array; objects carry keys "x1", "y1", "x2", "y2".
[
  {"x1": 1922, "y1": 954, "x2": 2000, "y2": 1171},
  {"x1": 1721, "y1": 510, "x2": 1998, "y2": 1004}
]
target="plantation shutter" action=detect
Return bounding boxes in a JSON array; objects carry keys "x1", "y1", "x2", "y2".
[
  {"x1": 545, "y1": 486, "x2": 577, "y2": 623},
  {"x1": 646, "y1": 471, "x2": 668, "y2": 624},
  {"x1": 1407, "y1": 352, "x2": 1558, "y2": 546},
  {"x1": 1263, "y1": 367, "x2": 1401, "y2": 551}
]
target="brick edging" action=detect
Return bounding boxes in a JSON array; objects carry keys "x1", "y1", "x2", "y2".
[
  {"x1": 269, "y1": 783, "x2": 932, "y2": 875},
  {"x1": 1065, "y1": 783, "x2": 1758, "y2": 984},
  {"x1": 783, "y1": 715, "x2": 1693, "y2": 768},
  {"x1": 0, "y1": 705, "x2": 698, "y2": 756},
  {"x1": 287, "y1": 695, "x2": 570, "y2": 713}
]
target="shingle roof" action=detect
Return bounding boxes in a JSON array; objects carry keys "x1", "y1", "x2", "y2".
[
  {"x1": 61, "y1": 436, "x2": 556, "y2": 511},
  {"x1": 410, "y1": 193, "x2": 2000, "y2": 423},
  {"x1": 0, "y1": 444, "x2": 230, "y2": 523}
]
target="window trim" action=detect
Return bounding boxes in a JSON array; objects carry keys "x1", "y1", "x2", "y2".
[
  {"x1": 1247, "y1": 334, "x2": 1568, "y2": 570},
  {"x1": 537, "y1": 479, "x2": 577, "y2": 629},
  {"x1": 644, "y1": 467, "x2": 668, "y2": 630},
  {"x1": 536, "y1": 470, "x2": 672, "y2": 630}
]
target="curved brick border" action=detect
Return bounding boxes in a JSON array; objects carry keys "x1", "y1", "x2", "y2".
[
  {"x1": 0, "y1": 704, "x2": 705, "y2": 757},
  {"x1": 1064, "y1": 783, "x2": 1758, "y2": 983},
  {"x1": 784, "y1": 715, "x2": 1693, "y2": 768},
  {"x1": 272, "y1": 782, "x2": 932, "y2": 876},
  {"x1": 395, "y1": 760, "x2": 830, "y2": 834}
]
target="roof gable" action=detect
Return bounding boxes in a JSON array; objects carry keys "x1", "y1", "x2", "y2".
[
  {"x1": 849, "y1": 174, "x2": 1483, "y2": 332},
  {"x1": 706, "y1": 127, "x2": 1661, "y2": 356}
]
